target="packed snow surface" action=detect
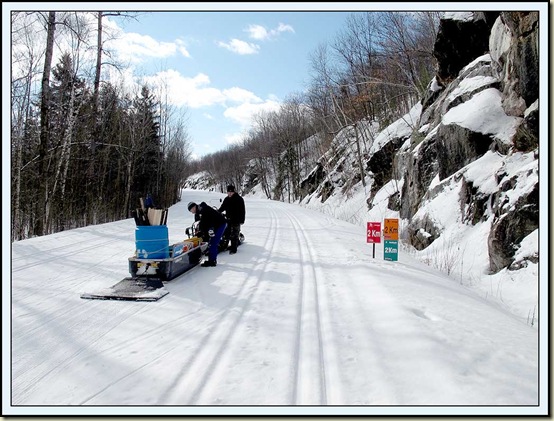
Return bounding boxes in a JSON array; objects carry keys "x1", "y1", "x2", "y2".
[{"x1": 8, "y1": 190, "x2": 541, "y2": 416}]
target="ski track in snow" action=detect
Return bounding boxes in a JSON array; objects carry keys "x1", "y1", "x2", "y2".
[
  {"x1": 9, "y1": 194, "x2": 539, "y2": 409},
  {"x1": 158, "y1": 207, "x2": 281, "y2": 405},
  {"x1": 286, "y1": 207, "x2": 329, "y2": 405},
  {"x1": 12, "y1": 235, "x2": 129, "y2": 273},
  {"x1": 12, "y1": 299, "x2": 144, "y2": 404}
]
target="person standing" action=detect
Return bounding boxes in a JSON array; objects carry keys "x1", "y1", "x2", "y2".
[
  {"x1": 144, "y1": 193, "x2": 154, "y2": 209},
  {"x1": 218, "y1": 185, "x2": 246, "y2": 254},
  {"x1": 187, "y1": 201, "x2": 227, "y2": 267}
]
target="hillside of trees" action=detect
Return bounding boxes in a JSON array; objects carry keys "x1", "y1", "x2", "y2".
[
  {"x1": 11, "y1": 12, "x2": 192, "y2": 241},
  {"x1": 10, "y1": 11, "x2": 440, "y2": 241}
]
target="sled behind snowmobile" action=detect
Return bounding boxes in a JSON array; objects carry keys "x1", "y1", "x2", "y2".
[{"x1": 81, "y1": 227, "x2": 208, "y2": 302}]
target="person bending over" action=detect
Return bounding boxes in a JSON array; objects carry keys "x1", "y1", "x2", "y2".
[{"x1": 187, "y1": 201, "x2": 227, "y2": 267}]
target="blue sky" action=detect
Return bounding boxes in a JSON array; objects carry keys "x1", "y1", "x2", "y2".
[{"x1": 104, "y1": 9, "x2": 355, "y2": 158}]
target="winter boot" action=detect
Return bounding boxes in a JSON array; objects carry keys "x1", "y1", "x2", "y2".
[
  {"x1": 201, "y1": 259, "x2": 217, "y2": 267},
  {"x1": 229, "y1": 239, "x2": 238, "y2": 254}
]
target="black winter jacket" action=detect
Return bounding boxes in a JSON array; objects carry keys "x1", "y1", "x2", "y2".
[
  {"x1": 218, "y1": 193, "x2": 246, "y2": 224},
  {"x1": 197, "y1": 202, "x2": 226, "y2": 234}
]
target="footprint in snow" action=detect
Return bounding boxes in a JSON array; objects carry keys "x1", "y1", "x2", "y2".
[{"x1": 411, "y1": 307, "x2": 442, "y2": 321}]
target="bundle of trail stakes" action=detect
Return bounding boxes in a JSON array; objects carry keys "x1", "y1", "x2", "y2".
[{"x1": 131, "y1": 197, "x2": 168, "y2": 226}]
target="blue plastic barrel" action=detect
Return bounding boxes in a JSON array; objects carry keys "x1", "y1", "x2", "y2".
[{"x1": 135, "y1": 225, "x2": 169, "y2": 258}]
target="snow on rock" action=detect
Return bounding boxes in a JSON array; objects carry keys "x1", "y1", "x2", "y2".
[
  {"x1": 443, "y1": 11, "x2": 475, "y2": 22},
  {"x1": 370, "y1": 102, "x2": 422, "y2": 155},
  {"x1": 447, "y1": 75, "x2": 498, "y2": 103},
  {"x1": 489, "y1": 16, "x2": 513, "y2": 63},
  {"x1": 442, "y1": 88, "x2": 522, "y2": 143}
]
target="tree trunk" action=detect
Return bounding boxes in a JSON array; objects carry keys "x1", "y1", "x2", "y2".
[
  {"x1": 52, "y1": 85, "x2": 77, "y2": 201},
  {"x1": 124, "y1": 159, "x2": 133, "y2": 217},
  {"x1": 354, "y1": 123, "x2": 366, "y2": 187},
  {"x1": 37, "y1": 11, "x2": 56, "y2": 236},
  {"x1": 92, "y1": 11, "x2": 102, "y2": 157},
  {"x1": 12, "y1": 56, "x2": 35, "y2": 241}
]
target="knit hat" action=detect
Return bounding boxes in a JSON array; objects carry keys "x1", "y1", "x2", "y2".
[
  {"x1": 227, "y1": 185, "x2": 235, "y2": 192},
  {"x1": 187, "y1": 201, "x2": 197, "y2": 211}
]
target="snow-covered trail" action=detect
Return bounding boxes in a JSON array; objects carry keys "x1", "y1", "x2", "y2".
[{"x1": 9, "y1": 191, "x2": 538, "y2": 411}]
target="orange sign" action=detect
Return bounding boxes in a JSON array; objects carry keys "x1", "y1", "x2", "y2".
[{"x1": 383, "y1": 218, "x2": 399, "y2": 240}]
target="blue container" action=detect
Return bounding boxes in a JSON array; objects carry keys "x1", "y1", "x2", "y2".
[{"x1": 135, "y1": 225, "x2": 169, "y2": 259}]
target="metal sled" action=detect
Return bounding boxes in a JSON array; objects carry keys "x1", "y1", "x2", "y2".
[{"x1": 81, "y1": 238, "x2": 208, "y2": 302}]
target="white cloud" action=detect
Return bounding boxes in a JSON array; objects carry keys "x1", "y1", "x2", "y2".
[
  {"x1": 222, "y1": 87, "x2": 262, "y2": 104},
  {"x1": 139, "y1": 70, "x2": 278, "y2": 119},
  {"x1": 105, "y1": 66, "x2": 141, "y2": 96},
  {"x1": 225, "y1": 131, "x2": 247, "y2": 145},
  {"x1": 219, "y1": 99, "x2": 283, "y2": 148},
  {"x1": 217, "y1": 23, "x2": 293, "y2": 56},
  {"x1": 246, "y1": 23, "x2": 295, "y2": 40},
  {"x1": 223, "y1": 99, "x2": 281, "y2": 126},
  {"x1": 142, "y1": 70, "x2": 226, "y2": 108},
  {"x1": 175, "y1": 39, "x2": 191, "y2": 58},
  {"x1": 276, "y1": 22, "x2": 295, "y2": 35},
  {"x1": 217, "y1": 39, "x2": 260, "y2": 55},
  {"x1": 245, "y1": 24, "x2": 269, "y2": 40},
  {"x1": 104, "y1": 57, "x2": 283, "y2": 148},
  {"x1": 105, "y1": 21, "x2": 191, "y2": 63},
  {"x1": 109, "y1": 32, "x2": 177, "y2": 63}
]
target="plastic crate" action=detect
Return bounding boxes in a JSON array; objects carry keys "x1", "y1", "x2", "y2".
[{"x1": 135, "y1": 225, "x2": 169, "y2": 259}]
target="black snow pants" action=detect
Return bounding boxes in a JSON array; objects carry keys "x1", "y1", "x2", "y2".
[{"x1": 227, "y1": 223, "x2": 241, "y2": 252}]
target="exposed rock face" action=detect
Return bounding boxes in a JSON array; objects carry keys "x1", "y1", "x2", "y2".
[
  {"x1": 485, "y1": 12, "x2": 540, "y2": 272},
  {"x1": 490, "y1": 12, "x2": 539, "y2": 115},
  {"x1": 436, "y1": 125, "x2": 494, "y2": 180},
  {"x1": 500, "y1": 12, "x2": 539, "y2": 106},
  {"x1": 513, "y1": 101, "x2": 539, "y2": 152},
  {"x1": 459, "y1": 176, "x2": 489, "y2": 225},
  {"x1": 434, "y1": 13, "x2": 495, "y2": 84},
  {"x1": 296, "y1": 11, "x2": 539, "y2": 275},
  {"x1": 488, "y1": 181, "x2": 539, "y2": 272},
  {"x1": 300, "y1": 162, "x2": 325, "y2": 197},
  {"x1": 407, "y1": 214, "x2": 442, "y2": 251},
  {"x1": 366, "y1": 135, "x2": 406, "y2": 199},
  {"x1": 489, "y1": 12, "x2": 539, "y2": 153},
  {"x1": 400, "y1": 55, "x2": 501, "y2": 221},
  {"x1": 400, "y1": 137, "x2": 439, "y2": 220},
  {"x1": 401, "y1": 11, "x2": 539, "y2": 272}
]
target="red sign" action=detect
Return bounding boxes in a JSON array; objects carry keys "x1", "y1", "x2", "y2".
[{"x1": 367, "y1": 222, "x2": 381, "y2": 243}]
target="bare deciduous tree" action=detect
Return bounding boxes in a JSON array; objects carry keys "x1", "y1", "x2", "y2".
[{"x1": 33, "y1": 11, "x2": 56, "y2": 235}]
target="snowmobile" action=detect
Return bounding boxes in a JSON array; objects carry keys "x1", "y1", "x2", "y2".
[
  {"x1": 80, "y1": 223, "x2": 209, "y2": 302},
  {"x1": 186, "y1": 219, "x2": 245, "y2": 253}
]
